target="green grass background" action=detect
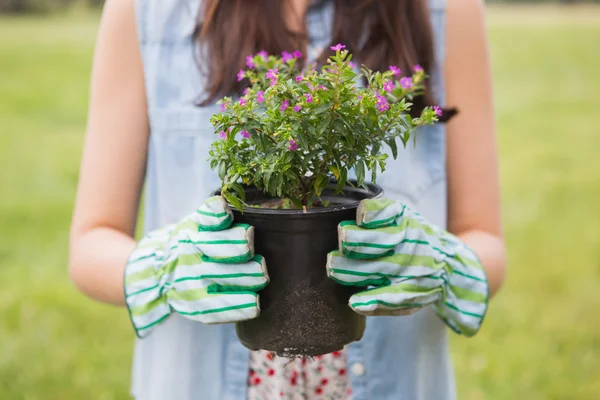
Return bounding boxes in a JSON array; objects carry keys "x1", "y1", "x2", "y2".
[{"x1": 1, "y1": 5, "x2": 599, "y2": 399}]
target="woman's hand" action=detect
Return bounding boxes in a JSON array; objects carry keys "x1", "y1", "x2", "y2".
[
  {"x1": 124, "y1": 197, "x2": 269, "y2": 338},
  {"x1": 327, "y1": 197, "x2": 489, "y2": 337}
]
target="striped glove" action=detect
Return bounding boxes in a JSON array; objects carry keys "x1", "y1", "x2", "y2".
[
  {"x1": 124, "y1": 197, "x2": 269, "y2": 338},
  {"x1": 327, "y1": 198, "x2": 489, "y2": 336}
]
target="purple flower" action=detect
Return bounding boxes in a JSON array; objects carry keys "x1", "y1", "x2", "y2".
[
  {"x1": 389, "y1": 65, "x2": 401, "y2": 76},
  {"x1": 257, "y1": 50, "x2": 268, "y2": 59},
  {"x1": 414, "y1": 64, "x2": 424, "y2": 73},
  {"x1": 289, "y1": 139, "x2": 298, "y2": 151},
  {"x1": 282, "y1": 51, "x2": 294, "y2": 62},
  {"x1": 433, "y1": 106, "x2": 443, "y2": 117},
  {"x1": 243, "y1": 88, "x2": 249, "y2": 95},
  {"x1": 219, "y1": 131, "x2": 227, "y2": 139},
  {"x1": 349, "y1": 61, "x2": 356, "y2": 68},
  {"x1": 280, "y1": 99, "x2": 289, "y2": 111},
  {"x1": 239, "y1": 98, "x2": 247, "y2": 107},
  {"x1": 357, "y1": 95, "x2": 362, "y2": 100},
  {"x1": 266, "y1": 68, "x2": 278, "y2": 86},
  {"x1": 246, "y1": 55, "x2": 255, "y2": 69},
  {"x1": 293, "y1": 50, "x2": 303, "y2": 58},
  {"x1": 241, "y1": 130, "x2": 250, "y2": 139},
  {"x1": 383, "y1": 80, "x2": 395, "y2": 93},
  {"x1": 376, "y1": 95, "x2": 390, "y2": 112},
  {"x1": 237, "y1": 69, "x2": 245, "y2": 82},
  {"x1": 319, "y1": 85, "x2": 329, "y2": 92},
  {"x1": 220, "y1": 101, "x2": 229, "y2": 112},
  {"x1": 304, "y1": 93, "x2": 313, "y2": 103},
  {"x1": 400, "y1": 77, "x2": 413, "y2": 90},
  {"x1": 257, "y1": 91, "x2": 265, "y2": 103},
  {"x1": 293, "y1": 104, "x2": 302, "y2": 112},
  {"x1": 330, "y1": 44, "x2": 346, "y2": 51},
  {"x1": 296, "y1": 75, "x2": 303, "y2": 82}
]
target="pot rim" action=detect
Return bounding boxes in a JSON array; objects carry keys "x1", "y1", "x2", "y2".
[{"x1": 213, "y1": 180, "x2": 384, "y2": 216}]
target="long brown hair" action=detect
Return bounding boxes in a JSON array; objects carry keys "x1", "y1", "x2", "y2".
[{"x1": 195, "y1": 0, "x2": 453, "y2": 119}]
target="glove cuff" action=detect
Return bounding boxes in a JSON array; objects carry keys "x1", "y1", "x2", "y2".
[
  {"x1": 123, "y1": 235, "x2": 172, "y2": 338},
  {"x1": 433, "y1": 250, "x2": 489, "y2": 337}
]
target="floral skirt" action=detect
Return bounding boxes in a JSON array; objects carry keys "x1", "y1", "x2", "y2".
[{"x1": 247, "y1": 348, "x2": 352, "y2": 400}]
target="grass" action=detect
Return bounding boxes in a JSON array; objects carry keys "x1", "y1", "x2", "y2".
[{"x1": 1, "y1": 5, "x2": 599, "y2": 399}]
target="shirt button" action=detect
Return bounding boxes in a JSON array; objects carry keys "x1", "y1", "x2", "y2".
[{"x1": 351, "y1": 362, "x2": 365, "y2": 376}]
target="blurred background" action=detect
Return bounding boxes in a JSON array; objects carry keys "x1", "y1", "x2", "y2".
[{"x1": 1, "y1": 0, "x2": 599, "y2": 399}]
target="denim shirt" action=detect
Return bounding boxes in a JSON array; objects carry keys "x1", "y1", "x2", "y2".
[{"x1": 131, "y1": 0, "x2": 454, "y2": 399}]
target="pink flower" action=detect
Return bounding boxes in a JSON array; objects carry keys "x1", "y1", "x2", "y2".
[
  {"x1": 280, "y1": 99, "x2": 289, "y2": 111},
  {"x1": 400, "y1": 77, "x2": 413, "y2": 90},
  {"x1": 330, "y1": 44, "x2": 346, "y2": 51},
  {"x1": 376, "y1": 95, "x2": 390, "y2": 112},
  {"x1": 389, "y1": 65, "x2": 401, "y2": 76},
  {"x1": 383, "y1": 81, "x2": 395, "y2": 92},
  {"x1": 282, "y1": 51, "x2": 293, "y2": 63},
  {"x1": 266, "y1": 68, "x2": 278, "y2": 86},
  {"x1": 319, "y1": 85, "x2": 329, "y2": 92},
  {"x1": 241, "y1": 130, "x2": 250, "y2": 138},
  {"x1": 289, "y1": 139, "x2": 298, "y2": 151},
  {"x1": 414, "y1": 64, "x2": 424, "y2": 73},
  {"x1": 239, "y1": 98, "x2": 247, "y2": 107},
  {"x1": 304, "y1": 93, "x2": 313, "y2": 103},
  {"x1": 257, "y1": 91, "x2": 264, "y2": 103},
  {"x1": 293, "y1": 104, "x2": 302, "y2": 112},
  {"x1": 243, "y1": 88, "x2": 249, "y2": 95},
  {"x1": 257, "y1": 50, "x2": 268, "y2": 59},
  {"x1": 220, "y1": 101, "x2": 229, "y2": 112},
  {"x1": 349, "y1": 61, "x2": 356, "y2": 68},
  {"x1": 296, "y1": 75, "x2": 303, "y2": 82},
  {"x1": 293, "y1": 50, "x2": 303, "y2": 58},
  {"x1": 433, "y1": 106, "x2": 443, "y2": 117},
  {"x1": 237, "y1": 69, "x2": 245, "y2": 82},
  {"x1": 246, "y1": 55, "x2": 255, "y2": 69},
  {"x1": 219, "y1": 131, "x2": 227, "y2": 139}
]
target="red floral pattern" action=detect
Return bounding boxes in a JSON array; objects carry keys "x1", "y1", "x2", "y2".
[{"x1": 247, "y1": 348, "x2": 352, "y2": 399}]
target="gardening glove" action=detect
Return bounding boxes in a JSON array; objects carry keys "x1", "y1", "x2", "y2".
[
  {"x1": 327, "y1": 198, "x2": 489, "y2": 336},
  {"x1": 124, "y1": 196, "x2": 269, "y2": 338}
]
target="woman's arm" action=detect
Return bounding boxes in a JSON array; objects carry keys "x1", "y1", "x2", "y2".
[
  {"x1": 69, "y1": 0, "x2": 148, "y2": 306},
  {"x1": 445, "y1": 0, "x2": 507, "y2": 297}
]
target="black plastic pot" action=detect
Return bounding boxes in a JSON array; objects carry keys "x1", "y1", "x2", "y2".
[{"x1": 215, "y1": 181, "x2": 383, "y2": 357}]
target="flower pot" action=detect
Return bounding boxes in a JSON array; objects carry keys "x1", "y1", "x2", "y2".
[{"x1": 214, "y1": 181, "x2": 383, "y2": 357}]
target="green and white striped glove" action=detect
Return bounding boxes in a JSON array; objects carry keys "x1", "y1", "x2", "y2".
[
  {"x1": 124, "y1": 197, "x2": 269, "y2": 338},
  {"x1": 327, "y1": 198, "x2": 489, "y2": 336}
]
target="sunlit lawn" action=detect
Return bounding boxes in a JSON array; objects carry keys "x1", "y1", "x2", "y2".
[{"x1": 1, "y1": 6, "x2": 599, "y2": 399}]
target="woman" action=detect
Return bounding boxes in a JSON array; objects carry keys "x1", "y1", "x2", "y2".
[{"x1": 69, "y1": 0, "x2": 506, "y2": 399}]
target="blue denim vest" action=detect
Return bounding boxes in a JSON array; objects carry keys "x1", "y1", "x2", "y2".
[{"x1": 131, "y1": 0, "x2": 454, "y2": 399}]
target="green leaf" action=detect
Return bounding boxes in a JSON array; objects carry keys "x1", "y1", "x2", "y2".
[
  {"x1": 222, "y1": 190, "x2": 244, "y2": 212},
  {"x1": 268, "y1": 174, "x2": 278, "y2": 195},
  {"x1": 371, "y1": 164, "x2": 378, "y2": 183},
  {"x1": 218, "y1": 161, "x2": 228, "y2": 181},
  {"x1": 283, "y1": 150, "x2": 294, "y2": 164},
  {"x1": 336, "y1": 167, "x2": 348, "y2": 192},
  {"x1": 314, "y1": 104, "x2": 330, "y2": 114},
  {"x1": 328, "y1": 165, "x2": 340, "y2": 180},
  {"x1": 317, "y1": 118, "x2": 329, "y2": 136},
  {"x1": 387, "y1": 137, "x2": 398, "y2": 159},
  {"x1": 229, "y1": 182, "x2": 247, "y2": 202},
  {"x1": 356, "y1": 160, "x2": 365, "y2": 186},
  {"x1": 314, "y1": 175, "x2": 328, "y2": 196}
]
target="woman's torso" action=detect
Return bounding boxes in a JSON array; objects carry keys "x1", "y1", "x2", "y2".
[{"x1": 131, "y1": 0, "x2": 454, "y2": 399}]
